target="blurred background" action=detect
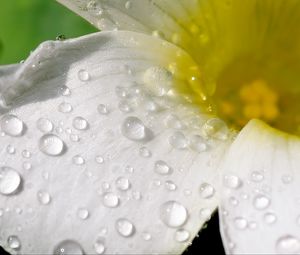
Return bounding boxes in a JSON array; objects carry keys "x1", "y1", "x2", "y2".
[{"x1": 0, "y1": 0, "x2": 97, "y2": 65}]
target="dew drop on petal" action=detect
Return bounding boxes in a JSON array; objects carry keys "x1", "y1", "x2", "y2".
[
  {"x1": 199, "y1": 183, "x2": 215, "y2": 199},
  {"x1": 95, "y1": 155, "x2": 104, "y2": 164},
  {"x1": 77, "y1": 208, "x2": 89, "y2": 220},
  {"x1": 121, "y1": 116, "x2": 151, "y2": 141},
  {"x1": 253, "y1": 194, "x2": 270, "y2": 210},
  {"x1": 39, "y1": 134, "x2": 65, "y2": 156},
  {"x1": 97, "y1": 104, "x2": 109, "y2": 115},
  {"x1": 72, "y1": 155, "x2": 85, "y2": 165},
  {"x1": 165, "y1": 180, "x2": 177, "y2": 191},
  {"x1": 115, "y1": 177, "x2": 130, "y2": 191},
  {"x1": 37, "y1": 190, "x2": 51, "y2": 205},
  {"x1": 202, "y1": 118, "x2": 228, "y2": 140},
  {"x1": 188, "y1": 135, "x2": 207, "y2": 152},
  {"x1": 276, "y1": 235, "x2": 300, "y2": 254},
  {"x1": 77, "y1": 69, "x2": 90, "y2": 81},
  {"x1": 0, "y1": 166, "x2": 21, "y2": 195},
  {"x1": 72, "y1": 117, "x2": 89, "y2": 131},
  {"x1": 264, "y1": 212, "x2": 277, "y2": 225},
  {"x1": 168, "y1": 131, "x2": 188, "y2": 149},
  {"x1": 223, "y1": 174, "x2": 242, "y2": 189},
  {"x1": 36, "y1": 118, "x2": 53, "y2": 133},
  {"x1": 58, "y1": 102, "x2": 73, "y2": 113},
  {"x1": 174, "y1": 229, "x2": 190, "y2": 242},
  {"x1": 102, "y1": 192, "x2": 119, "y2": 208},
  {"x1": 93, "y1": 239, "x2": 105, "y2": 254},
  {"x1": 6, "y1": 145, "x2": 16, "y2": 154},
  {"x1": 1, "y1": 115, "x2": 24, "y2": 137},
  {"x1": 22, "y1": 150, "x2": 31, "y2": 158},
  {"x1": 160, "y1": 201, "x2": 188, "y2": 228},
  {"x1": 154, "y1": 160, "x2": 172, "y2": 175},
  {"x1": 115, "y1": 218, "x2": 135, "y2": 237},
  {"x1": 139, "y1": 147, "x2": 151, "y2": 158},
  {"x1": 7, "y1": 235, "x2": 21, "y2": 250},
  {"x1": 142, "y1": 232, "x2": 152, "y2": 241},
  {"x1": 53, "y1": 240, "x2": 84, "y2": 255},
  {"x1": 234, "y1": 217, "x2": 248, "y2": 230}
]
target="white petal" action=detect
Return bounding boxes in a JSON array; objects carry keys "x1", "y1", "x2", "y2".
[
  {"x1": 0, "y1": 31, "x2": 231, "y2": 254},
  {"x1": 219, "y1": 119, "x2": 300, "y2": 254}
]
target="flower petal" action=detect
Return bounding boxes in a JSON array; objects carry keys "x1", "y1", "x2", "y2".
[
  {"x1": 219, "y1": 119, "x2": 300, "y2": 254},
  {"x1": 0, "y1": 31, "x2": 231, "y2": 254}
]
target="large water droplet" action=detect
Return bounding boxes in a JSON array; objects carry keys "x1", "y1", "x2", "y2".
[
  {"x1": 253, "y1": 194, "x2": 270, "y2": 210},
  {"x1": 223, "y1": 174, "x2": 242, "y2": 189},
  {"x1": 53, "y1": 240, "x2": 84, "y2": 255},
  {"x1": 160, "y1": 201, "x2": 188, "y2": 228},
  {"x1": 72, "y1": 117, "x2": 89, "y2": 131},
  {"x1": 39, "y1": 134, "x2": 65, "y2": 156},
  {"x1": 115, "y1": 177, "x2": 130, "y2": 191},
  {"x1": 276, "y1": 235, "x2": 300, "y2": 254},
  {"x1": 102, "y1": 192, "x2": 119, "y2": 208},
  {"x1": 199, "y1": 183, "x2": 215, "y2": 199},
  {"x1": 168, "y1": 131, "x2": 188, "y2": 149},
  {"x1": 264, "y1": 212, "x2": 277, "y2": 225},
  {"x1": 37, "y1": 190, "x2": 51, "y2": 205},
  {"x1": 234, "y1": 217, "x2": 248, "y2": 230},
  {"x1": 93, "y1": 239, "x2": 105, "y2": 254},
  {"x1": 174, "y1": 229, "x2": 190, "y2": 242},
  {"x1": 7, "y1": 235, "x2": 21, "y2": 250},
  {"x1": 121, "y1": 116, "x2": 152, "y2": 141},
  {"x1": 154, "y1": 160, "x2": 172, "y2": 175},
  {"x1": 0, "y1": 166, "x2": 21, "y2": 195},
  {"x1": 1, "y1": 115, "x2": 24, "y2": 136},
  {"x1": 202, "y1": 118, "x2": 228, "y2": 140},
  {"x1": 115, "y1": 218, "x2": 135, "y2": 237},
  {"x1": 77, "y1": 69, "x2": 90, "y2": 81},
  {"x1": 77, "y1": 208, "x2": 89, "y2": 220}
]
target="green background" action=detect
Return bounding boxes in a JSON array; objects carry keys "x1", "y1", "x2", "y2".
[{"x1": 0, "y1": 0, "x2": 97, "y2": 65}]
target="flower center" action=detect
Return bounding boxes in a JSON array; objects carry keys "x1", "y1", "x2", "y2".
[{"x1": 169, "y1": 0, "x2": 300, "y2": 135}]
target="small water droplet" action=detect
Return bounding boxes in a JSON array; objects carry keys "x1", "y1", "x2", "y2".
[
  {"x1": 7, "y1": 235, "x2": 21, "y2": 250},
  {"x1": 22, "y1": 149, "x2": 31, "y2": 158},
  {"x1": 154, "y1": 160, "x2": 172, "y2": 175},
  {"x1": 199, "y1": 183, "x2": 215, "y2": 199},
  {"x1": 0, "y1": 166, "x2": 21, "y2": 195},
  {"x1": 169, "y1": 131, "x2": 188, "y2": 149},
  {"x1": 116, "y1": 218, "x2": 135, "y2": 237},
  {"x1": 160, "y1": 201, "x2": 188, "y2": 228},
  {"x1": 234, "y1": 217, "x2": 248, "y2": 230},
  {"x1": 224, "y1": 174, "x2": 242, "y2": 189},
  {"x1": 102, "y1": 192, "x2": 119, "y2": 208},
  {"x1": 282, "y1": 174, "x2": 293, "y2": 184},
  {"x1": 72, "y1": 117, "x2": 89, "y2": 130},
  {"x1": 229, "y1": 196, "x2": 239, "y2": 206},
  {"x1": 77, "y1": 69, "x2": 90, "y2": 81},
  {"x1": 58, "y1": 102, "x2": 73, "y2": 113},
  {"x1": 1, "y1": 115, "x2": 24, "y2": 137},
  {"x1": 39, "y1": 134, "x2": 65, "y2": 156},
  {"x1": 188, "y1": 135, "x2": 207, "y2": 152},
  {"x1": 251, "y1": 171, "x2": 264, "y2": 182},
  {"x1": 139, "y1": 147, "x2": 151, "y2": 158},
  {"x1": 72, "y1": 155, "x2": 85, "y2": 165},
  {"x1": 97, "y1": 104, "x2": 109, "y2": 115},
  {"x1": 264, "y1": 212, "x2": 277, "y2": 225},
  {"x1": 22, "y1": 162, "x2": 32, "y2": 170},
  {"x1": 77, "y1": 208, "x2": 89, "y2": 220},
  {"x1": 121, "y1": 116, "x2": 152, "y2": 141},
  {"x1": 118, "y1": 100, "x2": 133, "y2": 113},
  {"x1": 165, "y1": 114, "x2": 183, "y2": 129},
  {"x1": 53, "y1": 240, "x2": 84, "y2": 255},
  {"x1": 93, "y1": 239, "x2": 105, "y2": 254},
  {"x1": 253, "y1": 194, "x2": 270, "y2": 210},
  {"x1": 142, "y1": 232, "x2": 152, "y2": 241},
  {"x1": 202, "y1": 118, "x2": 228, "y2": 140},
  {"x1": 174, "y1": 229, "x2": 190, "y2": 242},
  {"x1": 37, "y1": 190, "x2": 51, "y2": 205},
  {"x1": 6, "y1": 145, "x2": 16, "y2": 154},
  {"x1": 60, "y1": 86, "x2": 71, "y2": 96},
  {"x1": 37, "y1": 118, "x2": 54, "y2": 133},
  {"x1": 70, "y1": 134, "x2": 80, "y2": 142},
  {"x1": 165, "y1": 180, "x2": 177, "y2": 191},
  {"x1": 276, "y1": 235, "x2": 300, "y2": 254},
  {"x1": 95, "y1": 155, "x2": 104, "y2": 164},
  {"x1": 115, "y1": 177, "x2": 130, "y2": 191},
  {"x1": 125, "y1": 165, "x2": 134, "y2": 174}
]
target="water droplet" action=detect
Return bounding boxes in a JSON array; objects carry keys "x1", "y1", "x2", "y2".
[
  {"x1": 118, "y1": 100, "x2": 133, "y2": 113},
  {"x1": 22, "y1": 162, "x2": 32, "y2": 170},
  {"x1": 73, "y1": 117, "x2": 89, "y2": 130},
  {"x1": 116, "y1": 218, "x2": 135, "y2": 237},
  {"x1": 95, "y1": 155, "x2": 104, "y2": 164},
  {"x1": 97, "y1": 104, "x2": 109, "y2": 115},
  {"x1": 0, "y1": 166, "x2": 21, "y2": 195},
  {"x1": 253, "y1": 194, "x2": 270, "y2": 210},
  {"x1": 58, "y1": 102, "x2": 73, "y2": 113},
  {"x1": 251, "y1": 171, "x2": 264, "y2": 182},
  {"x1": 174, "y1": 229, "x2": 190, "y2": 242},
  {"x1": 282, "y1": 174, "x2": 293, "y2": 184},
  {"x1": 115, "y1": 177, "x2": 130, "y2": 191},
  {"x1": 39, "y1": 134, "x2": 65, "y2": 156},
  {"x1": 224, "y1": 174, "x2": 242, "y2": 189},
  {"x1": 72, "y1": 155, "x2": 85, "y2": 165},
  {"x1": 160, "y1": 201, "x2": 188, "y2": 228},
  {"x1": 1, "y1": 115, "x2": 24, "y2": 136},
  {"x1": 125, "y1": 165, "x2": 134, "y2": 174},
  {"x1": 102, "y1": 192, "x2": 119, "y2": 208},
  {"x1": 202, "y1": 118, "x2": 228, "y2": 140},
  {"x1": 7, "y1": 235, "x2": 21, "y2": 250},
  {"x1": 37, "y1": 118, "x2": 54, "y2": 133},
  {"x1": 37, "y1": 190, "x2": 51, "y2": 205},
  {"x1": 53, "y1": 240, "x2": 84, "y2": 255},
  {"x1": 165, "y1": 180, "x2": 177, "y2": 191},
  {"x1": 165, "y1": 114, "x2": 183, "y2": 129},
  {"x1": 93, "y1": 239, "x2": 105, "y2": 254},
  {"x1": 132, "y1": 191, "x2": 141, "y2": 200},
  {"x1": 139, "y1": 147, "x2": 151, "y2": 158},
  {"x1": 234, "y1": 217, "x2": 248, "y2": 230},
  {"x1": 229, "y1": 196, "x2": 239, "y2": 206},
  {"x1": 154, "y1": 160, "x2": 172, "y2": 175},
  {"x1": 199, "y1": 208, "x2": 212, "y2": 220},
  {"x1": 142, "y1": 232, "x2": 152, "y2": 241},
  {"x1": 60, "y1": 86, "x2": 71, "y2": 96},
  {"x1": 70, "y1": 134, "x2": 80, "y2": 142},
  {"x1": 276, "y1": 235, "x2": 300, "y2": 254},
  {"x1": 188, "y1": 135, "x2": 207, "y2": 152},
  {"x1": 264, "y1": 212, "x2": 277, "y2": 225},
  {"x1": 169, "y1": 131, "x2": 188, "y2": 149},
  {"x1": 6, "y1": 145, "x2": 16, "y2": 154},
  {"x1": 22, "y1": 149, "x2": 31, "y2": 158},
  {"x1": 125, "y1": 1, "x2": 132, "y2": 9},
  {"x1": 77, "y1": 69, "x2": 90, "y2": 81},
  {"x1": 199, "y1": 183, "x2": 215, "y2": 199},
  {"x1": 77, "y1": 208, "x2": 89, "y2": 220},
  {"x1": 121, "y1": 116, "x2": 151, "y2": 141}
]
